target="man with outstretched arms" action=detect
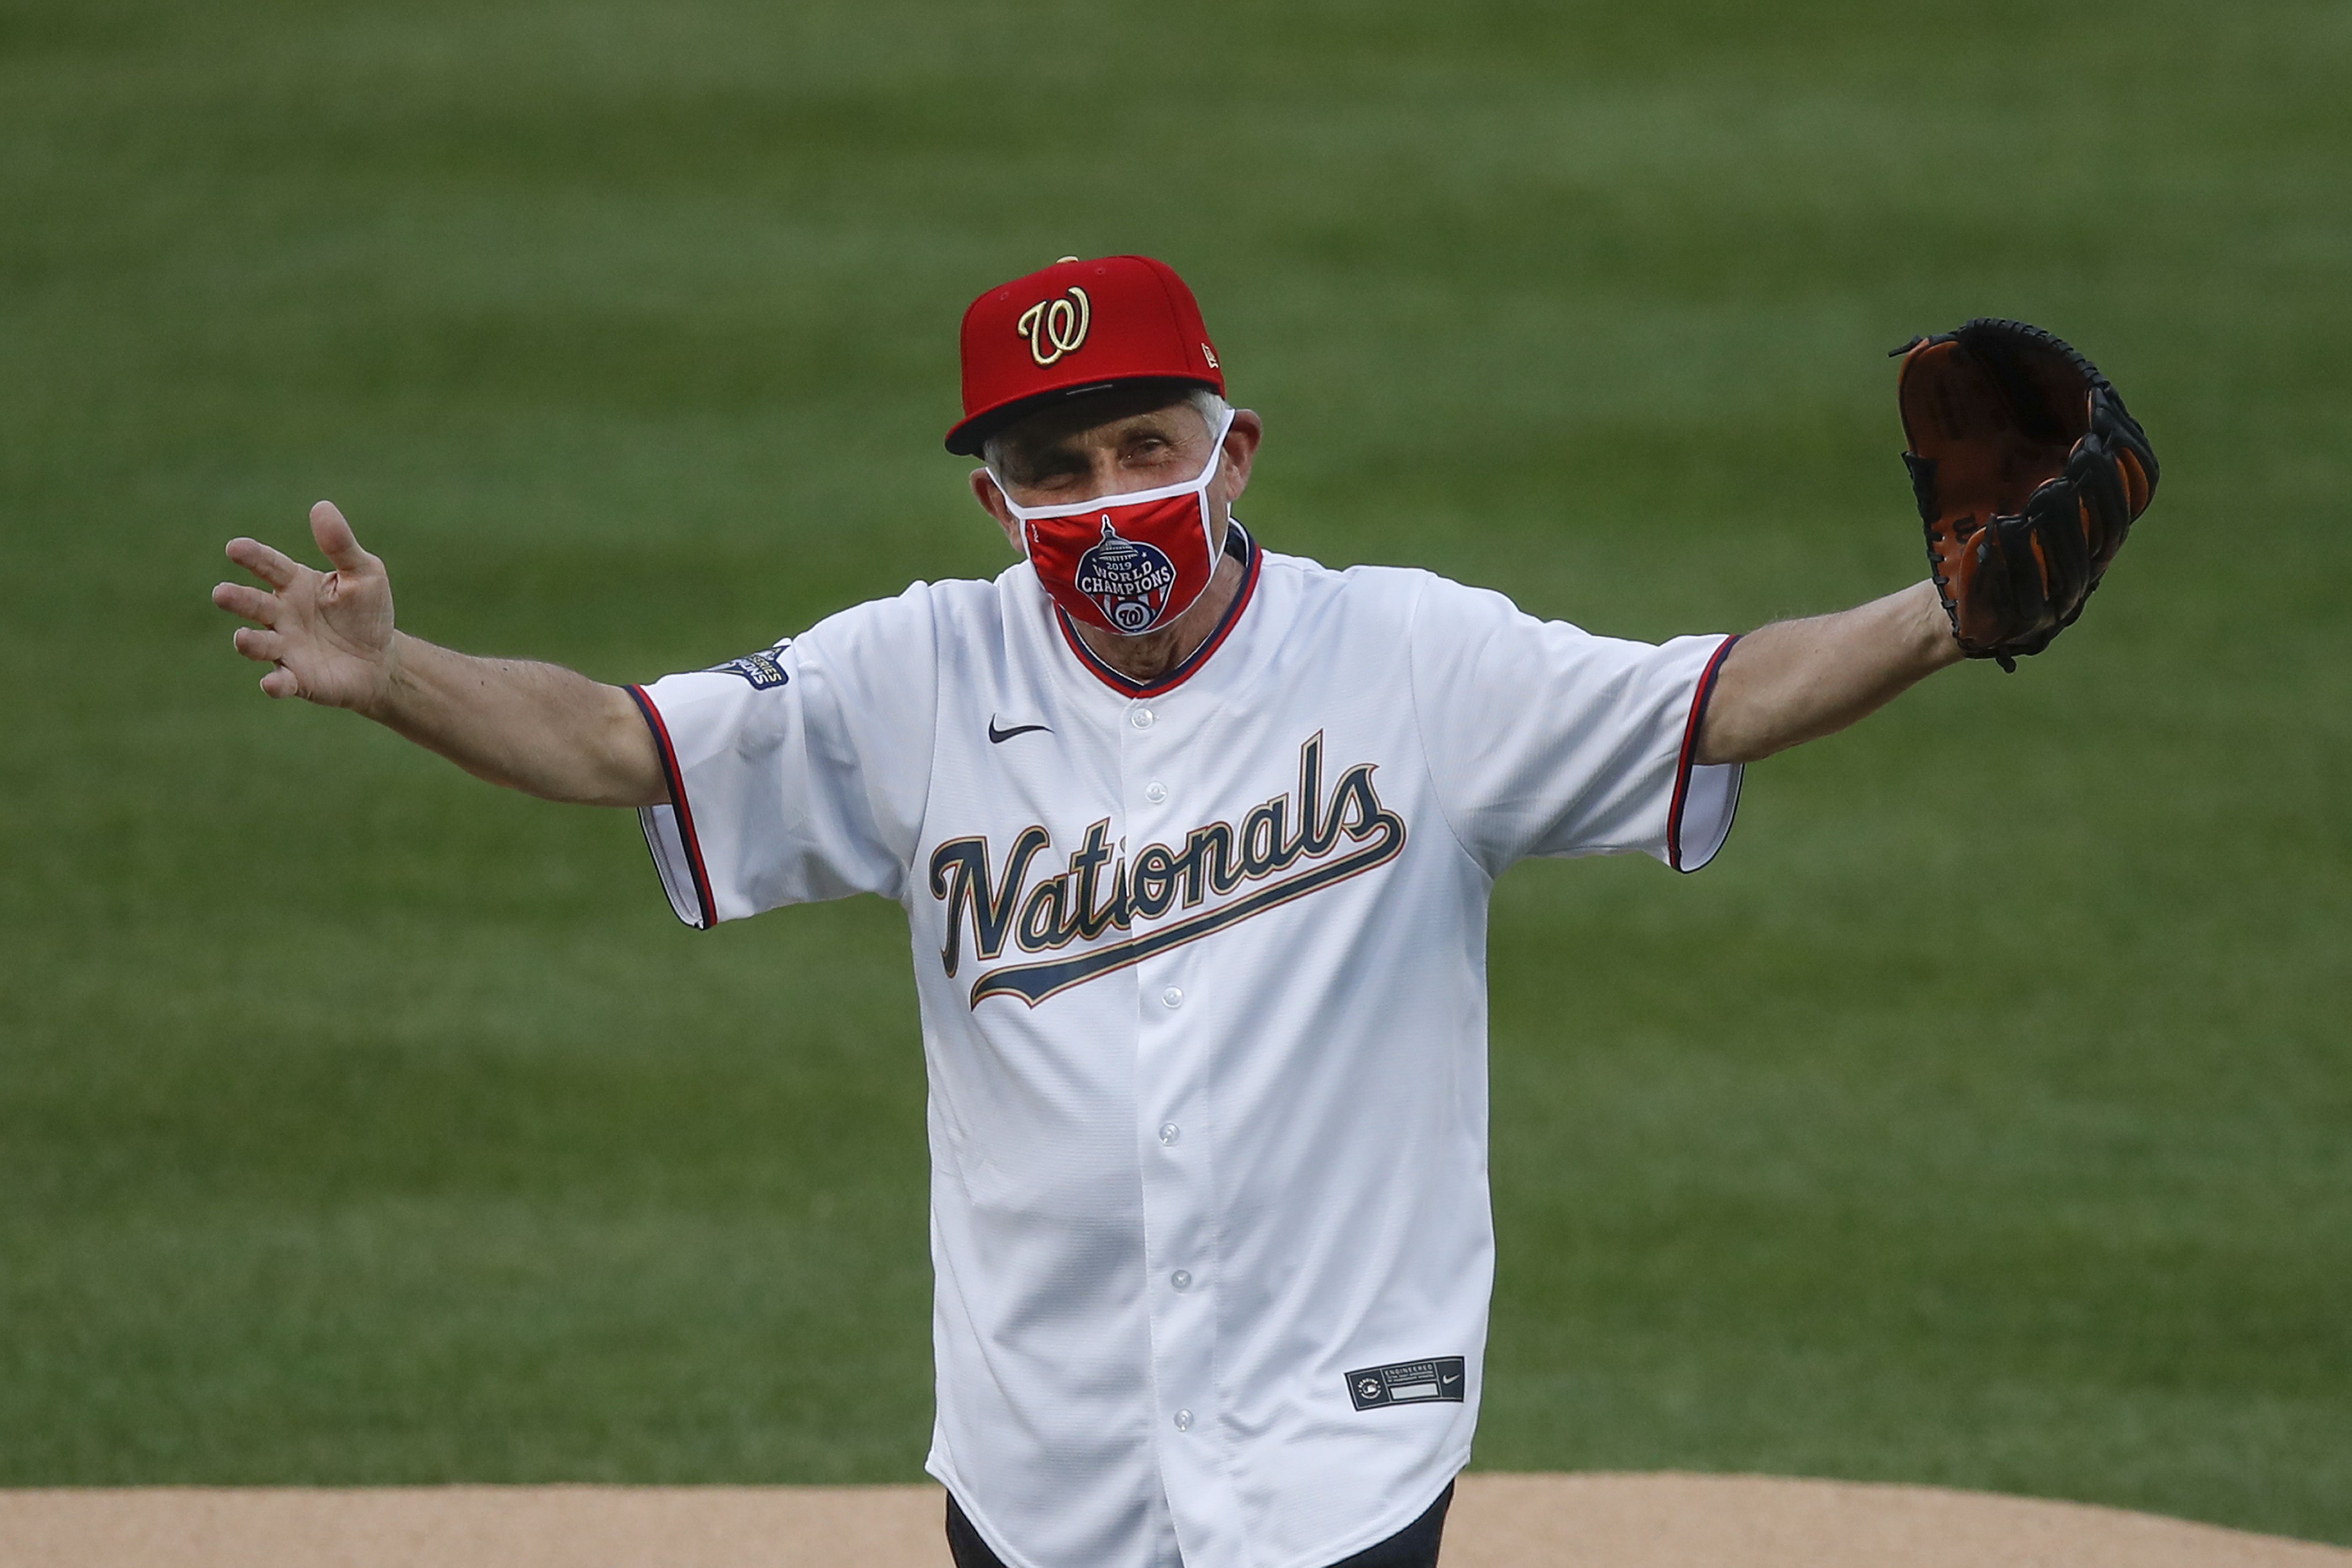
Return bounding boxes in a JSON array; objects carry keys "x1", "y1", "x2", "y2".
[{"x1": 214, "y1": 256, "x2": 2094, "y2": 1568}]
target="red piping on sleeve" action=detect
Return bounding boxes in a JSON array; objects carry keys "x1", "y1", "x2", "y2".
[
  {"x1": 627, "y1": 685, "x2": 718, "y2": 930},
  {"x1": 1665, "y1": 634, "x2": 1741, "y2": 873}
]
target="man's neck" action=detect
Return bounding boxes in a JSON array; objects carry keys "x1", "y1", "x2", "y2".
[{"x1": 1068, "y1": 549, "x2": 1247, "y2": 685}]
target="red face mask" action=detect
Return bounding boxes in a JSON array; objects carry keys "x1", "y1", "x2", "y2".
[{"x1": 997, "y1": 407, "x2": 1237, "y2": 636}]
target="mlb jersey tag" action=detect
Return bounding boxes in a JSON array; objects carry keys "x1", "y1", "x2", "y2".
[{"x1": 1345, "y1": 1356, "x2": 1466, "y2": 1410}]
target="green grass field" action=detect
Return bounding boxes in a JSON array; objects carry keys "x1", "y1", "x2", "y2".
[{"x1": 4, "y1": 0, "x2": 2349, "y2": 1544}]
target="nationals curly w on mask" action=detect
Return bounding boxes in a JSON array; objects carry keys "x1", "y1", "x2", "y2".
[{"x1": 996, "y1": 407, "x2": 1237, "y2": 636}]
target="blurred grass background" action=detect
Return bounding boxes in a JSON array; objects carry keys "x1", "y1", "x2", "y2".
[{"x1": 3, "y1": 0, "x2": 2349, "y2": 1543}]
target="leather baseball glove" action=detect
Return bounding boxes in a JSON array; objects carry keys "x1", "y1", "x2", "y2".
[{"x1": 1894, "y1": 319, "x2": 2158, "y2": 670}]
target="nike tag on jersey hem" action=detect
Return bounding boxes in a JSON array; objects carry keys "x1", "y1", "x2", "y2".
[
  {"x1": 987, "y1": 718, "x2": 1052, "y2": 743},
  {"x1": 1346, "y1": 1357, "x2": 1466, "y2": 1410}
]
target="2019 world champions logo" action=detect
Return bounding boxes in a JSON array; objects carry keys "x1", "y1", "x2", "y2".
[{"x1": 1073, "y1": 518, "x2": 1178, "y2": 633}]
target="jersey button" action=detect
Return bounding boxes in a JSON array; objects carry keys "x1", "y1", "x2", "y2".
[
  {"x1": 1161, "y1": 986, "x2": 1184, "y2": 1009},
  {"x1": 1144, "y1": 780, "x2": 1168, "y2": 804},
  {"x1": 1173, "y1": 1409, "x2": 1193, "y2": 1432},
  {"x1": 1171, "y1": 1270, "x2": 1192, "y2": 1291},
  {"x1": 1130, "y1": 707, "x2": 1156, "y2": 730},
  {"x1": 1158, "y1": 1122, "x2": 1180, "y2": 1146}
]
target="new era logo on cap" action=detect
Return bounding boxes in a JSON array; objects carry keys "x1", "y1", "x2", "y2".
[{"x1": 946, "y1": 255, "x2": 1225, "y2": 454}]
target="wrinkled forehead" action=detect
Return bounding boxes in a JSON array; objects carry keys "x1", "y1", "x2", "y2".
[{"x1": 992, "y1": 384, "x2": 1213, "y2": 465}]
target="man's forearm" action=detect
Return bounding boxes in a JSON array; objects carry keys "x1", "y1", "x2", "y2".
[
  {"x1": 363, "y1": 633, "x2": 666, "y2": 807},
  {"x1": 1696, "y1": 581, "x2": 1963, "y2": 765}
]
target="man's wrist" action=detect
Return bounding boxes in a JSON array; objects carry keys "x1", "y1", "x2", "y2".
[
  {"x1": 1912, "y1": 580, "x2": 1965, "y2": 671},
  {"x1": 357, "y1": 632, "x2": 413, "y2": 722}
]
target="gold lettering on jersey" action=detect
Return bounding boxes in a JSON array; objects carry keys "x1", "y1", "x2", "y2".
[
  {"x1": 927, "y1": 733, "x2": 1407, "y2": 1008},
  {"x1": 1015, "y1": 286, "x2": 1091, "y2": 366}
]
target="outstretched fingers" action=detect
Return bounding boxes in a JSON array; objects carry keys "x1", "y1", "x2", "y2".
[
  {"x1": 229, "y1": 622, "x2": 301, "y2": 699},
  {"x1": 232, "y1": 626, "x2": 285, "y2": 664},
  {"x1": 212, "y1": 580, "x2": 280, "y2": 625},
  {"x1": 310, "y1": 499, "x2": 375, "y2": 576},
  {"x1": 225, "y1": 535, "x2": 302, "y2": 588},
  {"x1": 214, "y1": 500, "x2": 396, "y2": 709}
]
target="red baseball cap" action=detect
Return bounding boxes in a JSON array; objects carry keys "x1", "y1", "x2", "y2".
[{"x1": 945, "y1": 255, "x2": 1225, "y2": 455}]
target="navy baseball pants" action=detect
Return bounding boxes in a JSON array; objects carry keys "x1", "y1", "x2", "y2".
[{"x1": 945, "y1": 1480, "x2": 1453, "y2": 1568}]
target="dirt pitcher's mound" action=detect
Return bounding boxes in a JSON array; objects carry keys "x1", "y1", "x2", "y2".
[{"x1": 2, "y1": 1473, "x2": 2344, "y2": 1568}]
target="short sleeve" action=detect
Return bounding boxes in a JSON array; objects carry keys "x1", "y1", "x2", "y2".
[
  {"x1": 1407, "y1": 574, "x2": 1742, "y2": 877},
  {"x1": 630, "y1": 583, "x2": 939, "y2": 928}
]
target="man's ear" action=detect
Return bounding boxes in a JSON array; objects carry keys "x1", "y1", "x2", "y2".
[
  {"x1": 969, "y1": 468, "x2": 1023, "y2": 552},
  {"x1": 1218, "y1": 410, "x2": 1265, "y2": 508}
]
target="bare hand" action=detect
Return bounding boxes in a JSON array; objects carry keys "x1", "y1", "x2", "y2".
[{"x1": 212, "y1": 501, "x2": 398, "y2": 710}]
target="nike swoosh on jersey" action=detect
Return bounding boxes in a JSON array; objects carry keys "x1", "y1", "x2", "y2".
[{"x1": 988, "y1": 718, "x2": 1052, "y2": 743}]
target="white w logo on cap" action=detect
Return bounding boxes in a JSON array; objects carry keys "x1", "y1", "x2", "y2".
[{"x1": 1016, "y1": 286, "x2": 1092, "y2": 366}]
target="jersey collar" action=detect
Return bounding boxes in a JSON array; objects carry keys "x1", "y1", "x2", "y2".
[{"x1": 1052, "y1": 521, "x2": 1262, "y2": 699}]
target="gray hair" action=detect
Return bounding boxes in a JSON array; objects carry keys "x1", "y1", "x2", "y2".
[{"x1": 983, "y1": 386, "x2": 1230, "y2": 487}]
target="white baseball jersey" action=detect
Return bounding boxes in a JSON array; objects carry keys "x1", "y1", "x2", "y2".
[{"x1": 629, "y1": 524, "x2": 1742, "y2": 1568}]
